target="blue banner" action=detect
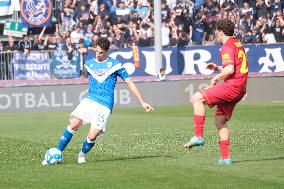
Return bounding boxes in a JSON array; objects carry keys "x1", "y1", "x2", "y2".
[
  {"x1": 0, "y1": 0, "x2": 13, "y2": 16},
  {"x1": 84, "y1": 44, "x2": 284, "y2": 76},
  {"x1": 13, "y1": 51, "x2": 51, "y2": 80},
  {"x1": 20, "y1": 0, "x2": 52, "y2": 28},
  {"x1": 52, "y1": 50, "x2": 81, "y2": 79}
]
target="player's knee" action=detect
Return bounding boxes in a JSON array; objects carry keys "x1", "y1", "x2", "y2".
[
  {"x1": 192, "y1": 92, "x2": 203, "y2": 104},
  {"x1": 87, "y1": 128, "x2": 102, "y2": 141},
  {"x1": 215, "y1": 118, "x2": 227, "y2": 129},
  {"x1": 87, "y1": 135, "x2": 97, "y2": 141},
  {"x1": 215, "y1": 120, "x2": 222, "y2": 129},
  {"x1": 69, "y1": 117, "x2": 82, "y2": 131}
]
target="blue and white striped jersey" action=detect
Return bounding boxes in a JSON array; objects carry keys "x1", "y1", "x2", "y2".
[{"x1": 84, "y1": 57, "x2": 130, "y2": 110}]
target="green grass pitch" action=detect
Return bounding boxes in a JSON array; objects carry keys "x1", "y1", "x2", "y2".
[{"x1": 0, "y1": 103, "x2": 283, "y2": 189}]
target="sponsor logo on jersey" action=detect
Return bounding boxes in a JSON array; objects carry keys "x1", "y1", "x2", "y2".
[{"x1": 222, "y1": 53, "x2": 230, "y2": 61}]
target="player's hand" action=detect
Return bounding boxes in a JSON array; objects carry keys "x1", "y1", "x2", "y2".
[
  {"x1": 210, "y1": 77, "x2": 218, "y2": 86},
  {"x1": 207, "y1": 63, "x2": 217, "y2": 70},
  {"x1": 142, "y1": 102, "x2": 154, "y2": 112}
]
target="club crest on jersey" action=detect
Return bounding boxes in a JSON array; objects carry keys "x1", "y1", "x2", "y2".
[{"x1": 94, "y1": 69, "x2": 108, "y2": 76}]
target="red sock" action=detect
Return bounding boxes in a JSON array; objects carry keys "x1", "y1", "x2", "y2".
[
  {"x1": 194, "y1": 115, "x2": 205, "y2": 137},
  {"x1": 219, "y1": 140, "x2": 230, "y2": 160}
]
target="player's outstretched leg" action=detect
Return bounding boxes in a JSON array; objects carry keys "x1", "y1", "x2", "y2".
[
  {"x1": 184, "y1": 115, "x2": 206, "y2": 148},
  {"x1": 184, "y1": 91, "x2": 206, "y2": 149},
  {"x1": 78, "y1": 138, "x2": 96, "y2": 164},
  {"x1": 77, "y1": 127, "x2": 100, "y2": 164}
]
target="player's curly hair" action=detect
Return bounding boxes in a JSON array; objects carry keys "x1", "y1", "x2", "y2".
[
  {"x1": 96, "y1": 37, "x2": 110, "y2": 51},
  {"x1": 216, "y1": 19, "x2": 235, "y2": 36}
]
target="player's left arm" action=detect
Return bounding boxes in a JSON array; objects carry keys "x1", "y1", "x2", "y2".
[
  {"x1": 117, "y1": 64, "x2": 153, "y2": 112},
  {"x1": 124, "y1": 79, "x2": 154, "y2": 112}
]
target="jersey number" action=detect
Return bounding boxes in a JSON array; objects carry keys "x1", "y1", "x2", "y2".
[{"x1": 238, "y1": 50, "x2": 248, "y2": 74}]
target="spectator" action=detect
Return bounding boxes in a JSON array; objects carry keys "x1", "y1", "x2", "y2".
[
  {"x1": 0, "y1": 40, "x2": 4, "y2": 52},
  {"x1": 161, "y1": 0, "x2": 171, "y2": 22},
  {"x1": 31, "y1": 27, "x2": 47, "y2": 50},
  {"x1": 251, "y1": 26, "x2": 263, "y2": 43},
  {"x1": 90, "y1": 0, "x2": 99, "y2": 16},
  {"x1": 270, "y1": 0, "x2": 282, "y2": 16},
  {"x1": 89, "y1": 34, "x2": 99, "y2": 48},
  {"x1": 166, "y1": 0, "x2": 176, "y2": 10},
  {"x1": 271, "y1": 15, "x2": 284, "y2": 42},
  {"x1": 75, "y1": 2, "x2": 90, "y2": 25},
  {"x1": 134, "y1": 1, "x2": 149, "y2": 19},
  {"x1": 44, "y1": 35, "x2": 57, "y2": 50},
  {"x1": 110, "y1": 0, "x2": 132, "y2": 23},
  {"x1": 157, "y1": 68, "x2": 166, "y2": 81},
  {"x1": 127, "y1": 21, "x2": 139, "y2": 45},
  {"x1": 55, "y1": 35, "x2": 65, "y2": 50},
  {"x1": 204, "y1": 34, "x2": 216, "y2": 45},
  {"x1": 262, "y1": 27, "x2": 277, "y2": 43},
  {"x1": 98, "y1": 26, "x2": 110, "y2": 38},
  {"x1": 72, "y1": 0, "x2": 90, "y2": 8},
  {"x1": 18, "y1": 35, "x2": 32, "y2": 55},
  {"x1": 93, "y1": 15, "x2": 108, "y2": 32},
  {"x1": 177, "y1": 32, "x2": 189, "y2": 47},
  {"x1": 240, "y1": 1, "x2": 254, "y2": 16},
  {"x1": 243, "y1": 15, "x2": 254, "y2": 32},
  {"x1": 192, "y1": 11, "x2": 206, "y2": 45},
  {"x1": 182, "y1": 11, "x2": 193, "y2": 38},
  {"x1": 77, "y1": 38, "x2": 87, "y2": 76},
  {"x1": 162, "y1": 21, "x2": 171, "y2": 47},
  {"x1": 169, "y1": 25, "x2": 178, "y2": 47},
  {"x1": 113, "y1": 31, "x2": 126, "y2": 48},
  {"x1": 64, "y1": 36, "x2": 76, "y2": 60},
  {"x1": 61, "y1": 0, "x2": 75, "y2": 32},
  {"x1": 222, "y1": 0, "x2": 236, "y2": 12},
  {"x1": 4, "y1": 37, "x2": 18, "y2": 52},
  {"x1": 98, "y1": 3, "x2": 110, "y2": 21},
  {"x1": 242, "y1": 28, "x2": 254, "y2": 44},
  {"x1": 84, "y1": 24, "x2": 95, "y2": 46},
  {"x1": 98, "y1": 0, "x2": 112, "y2": 9},
  {"x1": 256, "y1": 0, "x2": 269, "y2": 19},
  {"x1": 71, "y1": 25, "x2": 84, "y2": 45},
  {"x1": 31, "y1": 35, "x2": 44, "y2": 50},
  {"x1": 131, "y1": 11, "x2": 143, "y2": 26}
]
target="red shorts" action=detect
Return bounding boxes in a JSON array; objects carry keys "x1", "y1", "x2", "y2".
[{"x1": 200, "y1": 83, "x2": 245, "y2": 120}]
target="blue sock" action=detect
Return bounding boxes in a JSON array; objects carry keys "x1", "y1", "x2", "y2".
[
  {"x1": 81, "y1": 138, "x2": 96, "y2": 154},
  {"x1": 57, "y1": 127, "x2": 74, "y2": 151}
]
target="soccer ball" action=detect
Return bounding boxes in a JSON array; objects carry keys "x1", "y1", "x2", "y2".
[{"x1": 43, "y1": 148, "x2": 62, "y2": 165}]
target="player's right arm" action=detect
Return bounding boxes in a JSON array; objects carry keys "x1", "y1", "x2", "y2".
[
  {"x1": 207, "y1": 62, "x2": 223, "y2": 72},
  {"x1": 206, "y1": 62, "x2": 234, "y2": 86},
  {"x1": 210, "y1": 64, "x2": 234, "y2": 86}
]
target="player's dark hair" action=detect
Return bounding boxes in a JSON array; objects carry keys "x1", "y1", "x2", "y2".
[
  {"x1": 96, "y1": 37, "x2": 110, "y2": 51},
  {"x1": 216, "y1": 19, "x2": 235, "y2": 36}
]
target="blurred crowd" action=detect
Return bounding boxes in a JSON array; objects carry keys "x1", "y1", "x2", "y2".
[{"x1": 0, "y1": 0, "x2": 284, "y2": 54}]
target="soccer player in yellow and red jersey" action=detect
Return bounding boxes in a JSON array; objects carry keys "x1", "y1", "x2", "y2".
[{"x1": 184, "y1": 18, "x2": 249, "y2": 165}]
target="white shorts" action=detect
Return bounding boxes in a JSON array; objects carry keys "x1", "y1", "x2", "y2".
[{"x1": 71, "y1": 98, "x2": 111, "y2": 134}]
